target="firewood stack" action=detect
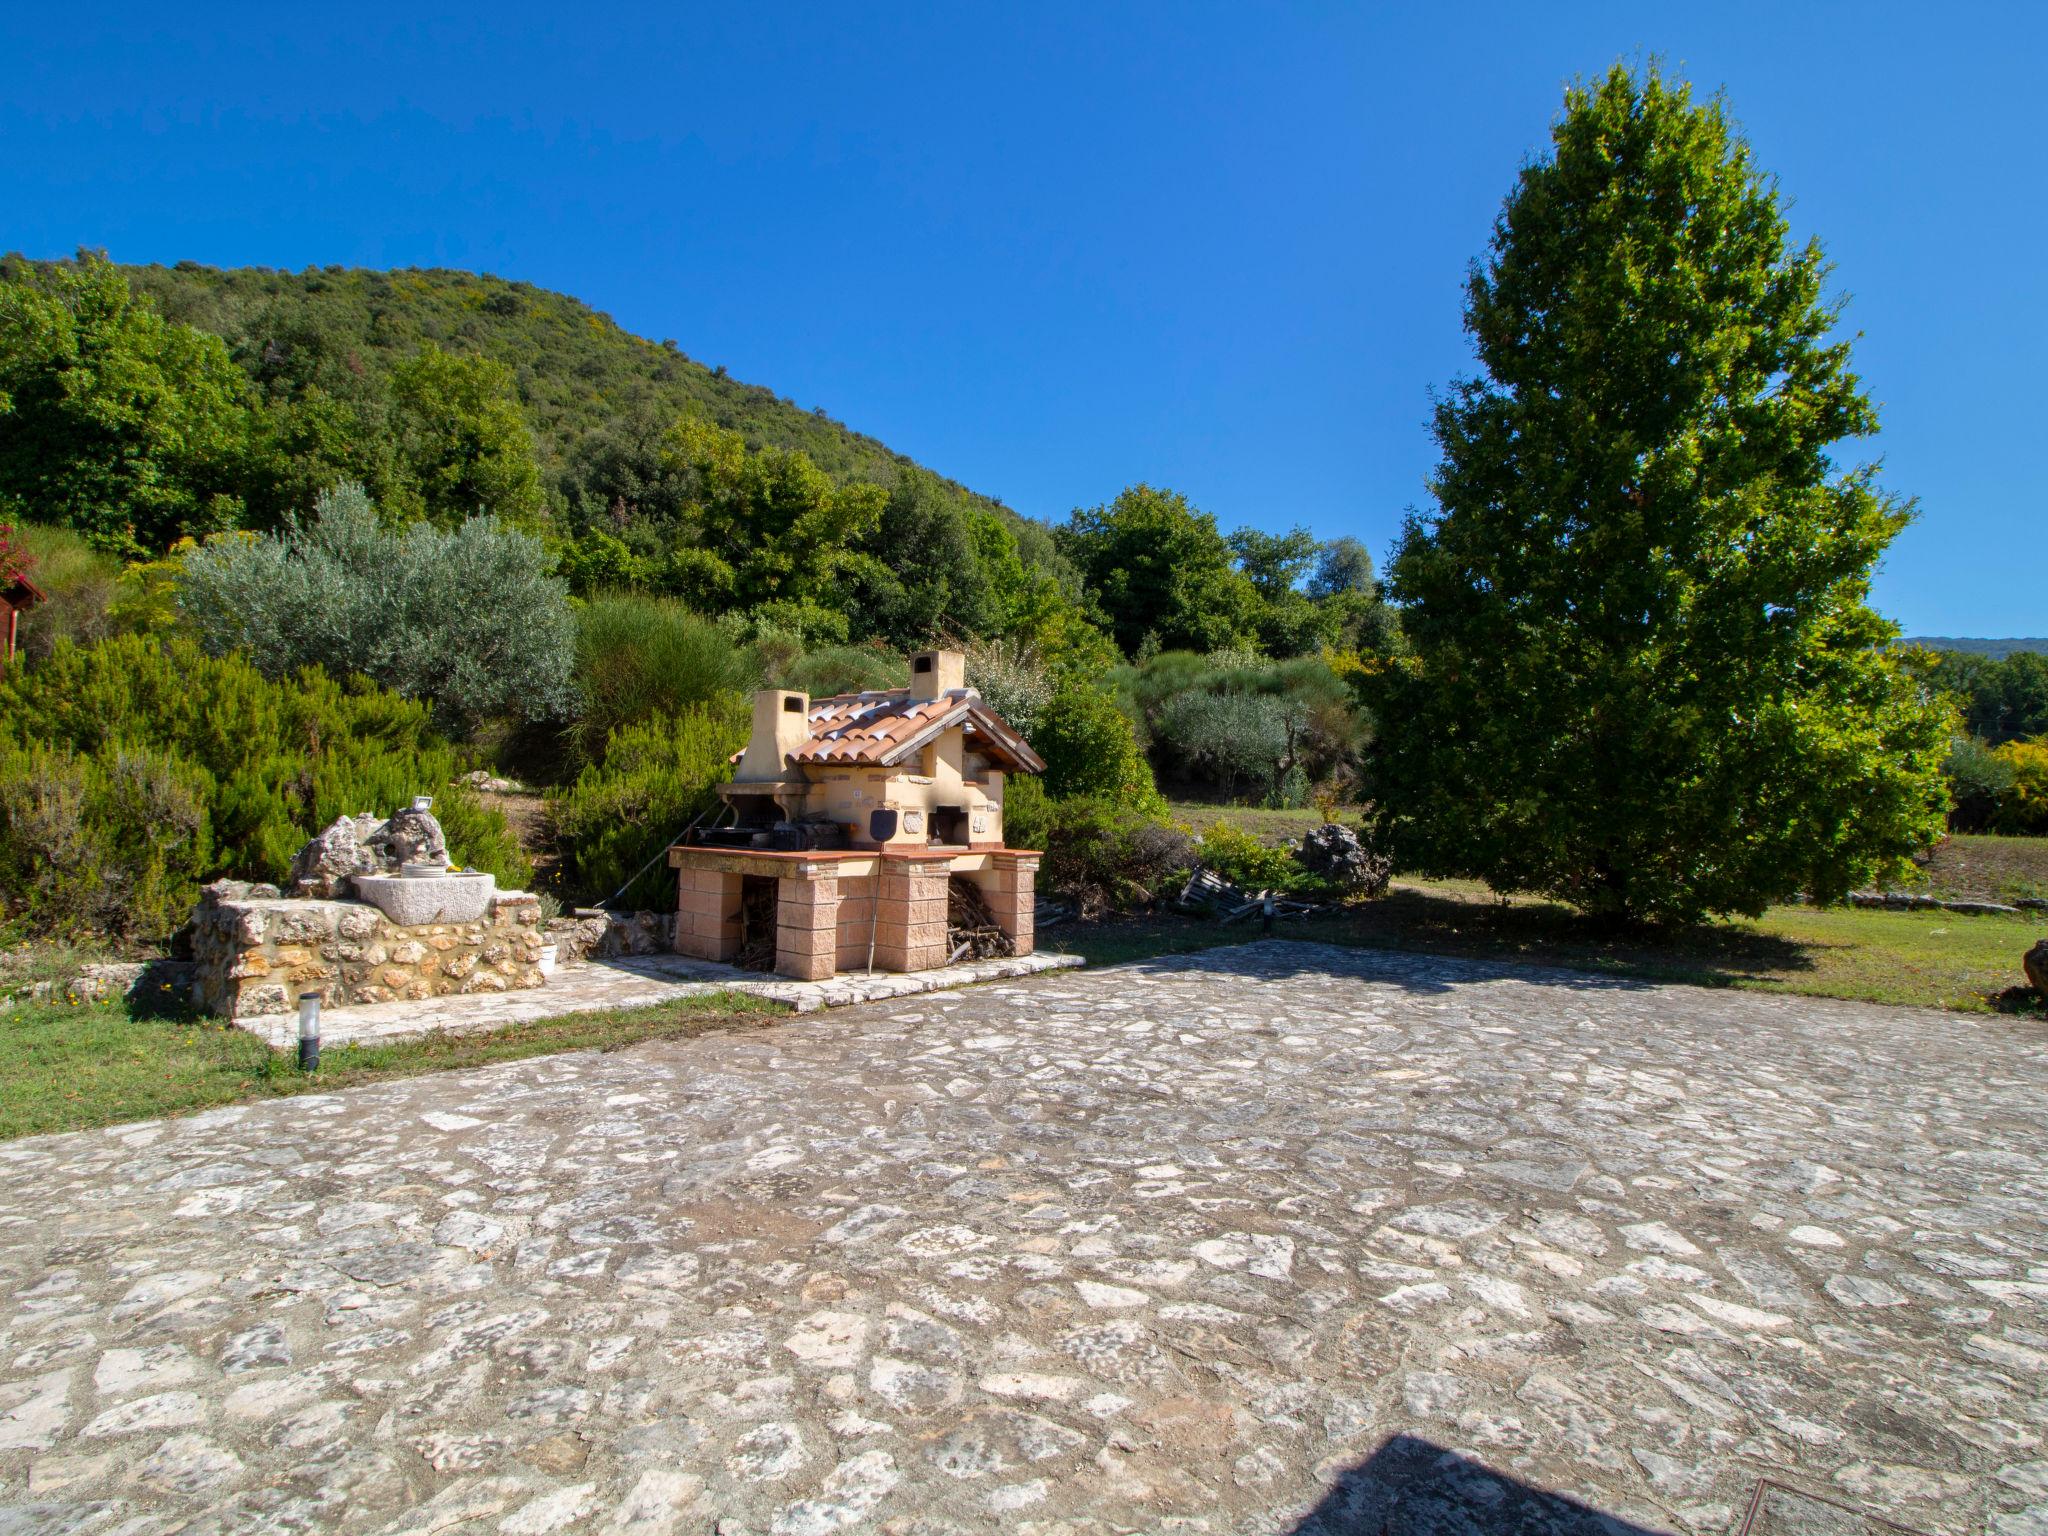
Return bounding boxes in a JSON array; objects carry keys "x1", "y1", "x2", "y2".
[
  {"x1": 947, "y1": 875, "x2": 1015, "y2": 963},
  {"x1": 735, "y1": 878, "x2": 778, "y2": 971}
]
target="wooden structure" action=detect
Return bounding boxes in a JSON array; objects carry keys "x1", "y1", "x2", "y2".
[
  {"x1": 2, "y1": 572, "x2": 43, "y2": 664},
  {"x1": 669, "y1": 649, "x2": 1045, "y2": 980}
]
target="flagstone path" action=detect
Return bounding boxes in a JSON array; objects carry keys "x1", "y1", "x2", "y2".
[{"x1": 1, "y1": 941, "x2": 2044, "y2": 1535}]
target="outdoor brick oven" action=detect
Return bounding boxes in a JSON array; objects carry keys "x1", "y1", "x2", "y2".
[{"x1": 667, "y1": 649, "x2": 1044, "y2": 980}]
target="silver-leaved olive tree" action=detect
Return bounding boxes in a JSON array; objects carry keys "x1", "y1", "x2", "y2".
[{"x1": 1363, "y1": 65, "x2": 1951, "y2": 925}]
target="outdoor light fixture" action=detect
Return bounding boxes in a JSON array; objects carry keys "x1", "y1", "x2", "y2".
[{"x1": 298, "y1": 992, "x2": 322, "y2": 1072}]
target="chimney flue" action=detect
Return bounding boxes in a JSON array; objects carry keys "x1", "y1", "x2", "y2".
[
  {"x1": 908, "y1": 649, "x2": 965, "y2": 701},
  {"x1": 734, "y1": 689, "x2": 810, "y2": 781}
]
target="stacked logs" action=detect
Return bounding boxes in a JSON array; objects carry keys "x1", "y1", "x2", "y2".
[
  {"x1": 735, "y1": 877, "x2": 778, "y2": 971},
  {"x1": 947, "y1": 875, "x2": 1015, "y2": 963}
]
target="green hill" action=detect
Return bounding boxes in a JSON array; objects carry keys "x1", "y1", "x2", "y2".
[{"x1": 114, "y1": 258, "x2": 1016, "y2": 528}]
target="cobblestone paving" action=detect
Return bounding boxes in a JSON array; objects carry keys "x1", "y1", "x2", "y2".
[{"x1": 2, "y1": 941, "x2": 2045, "y2": 1536}]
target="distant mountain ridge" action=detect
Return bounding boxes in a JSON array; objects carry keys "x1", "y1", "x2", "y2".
[{"x1": 1905, "y1": 638, "x2": 2048, "y2": 659}]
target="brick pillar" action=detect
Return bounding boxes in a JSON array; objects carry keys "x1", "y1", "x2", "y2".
[
  {"x1": 775, "y1": 871, "x2": 841, "y2": 981},
  {"x1": 675, "y1": 862, "x2": 742, "y2": 963},
  {"x1": 985, "y1": 853, "x2": 1039, "y2": 957},
  {"x1": 874, "y1": 859, "x2": 950, "y2": 973}
]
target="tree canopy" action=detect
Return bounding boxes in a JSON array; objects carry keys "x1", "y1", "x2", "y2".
[
  {"x1": 1057, "y1": 485, "x2": 1260, "y2": 655},
  {"x1": 0, "y1": 254, "x2": 262, "y2": 554},
  {"x1": 1362, "y1": 64, "x2": 1950, "y2": 924}
]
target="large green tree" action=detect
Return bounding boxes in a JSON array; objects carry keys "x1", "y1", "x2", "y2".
[
  {"x1": 1058, "y1": 485, "x2": 1258, "y2": 656},
  {"x1": 0, "y1": 254, "x2": 263, "y2": 554},
  {"x1": 659, "y1": 417, "x2": 884, "y2": 611},
  {"x1": 1364, "y1": 65, "x2": 1949, "y2": 924},
  {"x1": 386, "y1": 343, "x2": 547, "y2": 527}
]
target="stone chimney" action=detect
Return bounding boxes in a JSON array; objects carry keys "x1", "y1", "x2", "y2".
[
  {"x1": 908, "y1": 649, "x2": 966, "y2": 702},
  {"x1": 733, "y1": 689, "x2": 810, "y2": 782}
]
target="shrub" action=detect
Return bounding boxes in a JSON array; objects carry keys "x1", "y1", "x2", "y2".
[
  {"x1": 964, "y1": 637, "x2": 1054, "y2": 738},
  {"x1": 1195, "y1": 822, "x2": 1297, "y2": 891},
  {"x1": 550, "y1": 702, "x2": 750, "y2": 908},
  {"x1": 782, "y1": 643, "x2": 906, "y2": 699},
  {"x1": 1115, "y1": 648, "x2": 1368, "y2": 801},
  {"x1": 177, "y1": 482, "x2": 576, "y2": 735},
  {"x1": 0, "y1": 741, "x2": 213, "y2": 941},
  {"x1": 1033, "y1": 794, "x2": 1195, "y2": 916},
  {"x1": 572, "y1": 592, "x2": 758, "y2": 765},
  {"x1": 1193, "y1": 821, "x2": 1330, "y2": 897},
  {"x1": 1989, "y1": 741, "x2": 2048, "y2": 835},
  {"x1": 1945, "y1": 735, "x2": 2014, "y2": 832},
  {"x1": 1156, "y1": 690, "x2": 1290, "y2": 794},
  {"x1": 1001, "y1": 772, "x2": 1051, "y2": 852},
  {"x1": 1033, "y1": 685, "x2": 1159, "y2": 804},
  {"x1": 5, "y1": 522, "x2": 125, "y2": 663},
  {"x1": 0, "y1": 634, "x2": 528, "y2": 941}
]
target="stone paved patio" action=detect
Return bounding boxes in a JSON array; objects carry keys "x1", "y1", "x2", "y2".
[
  {"x1": 1, "y1": 940, "x2": 2044, "y2": 1535},
  {"x1": 230, "y1": 953, "x2": 1084, "y2": 1050}
]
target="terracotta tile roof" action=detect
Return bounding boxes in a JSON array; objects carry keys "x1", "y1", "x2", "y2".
[{"x1": 792, "y1": 689, "x2": 1045, "y2": 773}]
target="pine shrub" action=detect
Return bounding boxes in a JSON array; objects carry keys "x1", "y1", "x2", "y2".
[
  {"x1": 0, "y1": 634, "x2": 528, "y2": 941},
  {"x1": 550, "y1": 702, "x2": 750, "y2": 908}
]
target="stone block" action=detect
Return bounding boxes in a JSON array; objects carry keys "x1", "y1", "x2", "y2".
[
  {"x1": 777, "y1": 925, "x2": 836, "y2": 961},
  {"x1": 776, "y1": 948, "x2": 835, "y2": 981}
]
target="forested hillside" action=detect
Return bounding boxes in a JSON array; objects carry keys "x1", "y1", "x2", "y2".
[{"x1": 120, "y1": 257, "x2": 1014, "y2": 531}]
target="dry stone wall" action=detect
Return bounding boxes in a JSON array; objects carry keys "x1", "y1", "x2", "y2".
[{"x1": 189, "y1": 880, "x2": 544, "y2": 1019}]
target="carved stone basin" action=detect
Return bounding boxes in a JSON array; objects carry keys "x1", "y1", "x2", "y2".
[{"x1": 352, "y1": 870, "x2": 496, "y2": 926}]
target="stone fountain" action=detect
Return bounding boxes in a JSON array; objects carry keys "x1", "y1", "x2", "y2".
[
  {"x1": 189, "y1": 795, "x2": 541, "y2": 1021},
  {"x1": 347, "y1": 797, "x2": 496, "y2": 924}
]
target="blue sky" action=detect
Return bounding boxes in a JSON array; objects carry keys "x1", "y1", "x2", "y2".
[{"x1": 3, "y1": 3, "x2": 2041, "y2": 633}]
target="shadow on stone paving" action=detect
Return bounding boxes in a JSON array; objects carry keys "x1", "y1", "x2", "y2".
[
  {"x1": 1286, "y1": 1434, "x2": 1675, "y2": 1536},
  {"x1": 1100, "y1": 937, "x2": 1680, "y2": 998}
]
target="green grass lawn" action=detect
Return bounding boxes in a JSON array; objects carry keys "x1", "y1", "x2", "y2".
[
  {"x1": 1166, "y1": 799, "x2": 1332, "y2": 843},
  {"x1": 0, "y1": 976, "x2": 787, "y2": 1141}
]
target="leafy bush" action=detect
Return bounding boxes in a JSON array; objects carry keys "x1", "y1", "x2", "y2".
[
  {"x1": 572, "y1": 593, "x2": 757, "y2": 765},
  {"x1": 0, "y1": 742, "x2": 213, "y2": 941},
  {"x1": 1194, "y1": 822, "x2": 1302, "y2": 892},
  {"x1": 965, "y1": 638, "x2": 1054, "y2": 739},
  {"x1": 1032, "y1": 795, "x2": 1194, "y2": 916},
  {"x1": 1033, "y1": 686, "x2": 1159, "y2": 804},
  {"x1": 1001, "y1": 772, "x2": 1052, "y2": 852},
  {"x1": 782, "y1": 643, "x2": 906, "y2": 699},
  {"x1": 178, "y1": 482, "x2": 576, "y2": 735},
  {"x1": 1989, "y1": 741, "x2": 2048, "y2": 835},
  {"x1": 1191, "y1": 821, "x2": 1335, "y2": 897},
  {"x1": 0, "y1": 634, "x2": 528, "y2": 941},
  {"x1": 550, "y1": 703, "x2": 749, "y2": 908},
  {"x1": 1945, "y1": 735, "x2": 2015, "y2": 832}
]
